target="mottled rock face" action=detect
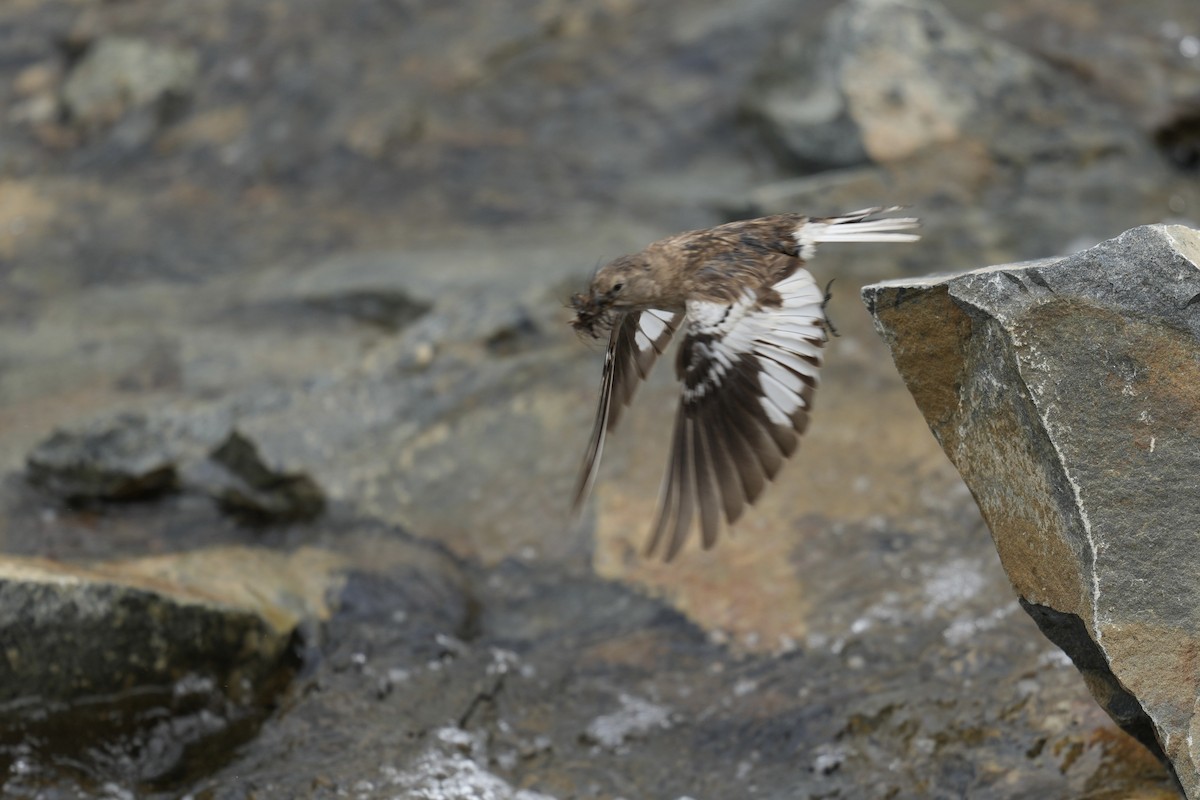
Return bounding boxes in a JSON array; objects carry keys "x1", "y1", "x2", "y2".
[
  {"x1": 62, "y1": 37, "x2": 199, "y2": 131},
  {"x1": 745, "y1": 0, "x2": 1138, "y2": 169},
  {"x1": 864, "y1": 224, "x2": 1200, "y2": 795}
]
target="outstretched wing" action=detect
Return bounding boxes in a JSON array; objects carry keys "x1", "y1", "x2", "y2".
[
  {"x1": 646, "y1": 268, "x2": 827, "y2": 560},
  {"x1": 572, "y1": 309, "x2": 682, "y2": 514}
]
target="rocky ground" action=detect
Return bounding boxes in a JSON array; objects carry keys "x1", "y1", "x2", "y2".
[{"x1": 0, "y1": 0, "x2": 1198, "y2": 797}]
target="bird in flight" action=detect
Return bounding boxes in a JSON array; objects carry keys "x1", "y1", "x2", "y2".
[{"x1": 569, "y1": 207, "x2": 919, "y2": 561}]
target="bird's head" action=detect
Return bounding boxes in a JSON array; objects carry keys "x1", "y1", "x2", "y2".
[{"x1": 570, "y1": 254, "x2": 658, "y2": 338}]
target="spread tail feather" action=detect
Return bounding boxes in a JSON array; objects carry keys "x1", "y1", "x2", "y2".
[{"x1": 795, "y1": 207, "x2": 920, "y2": 257}]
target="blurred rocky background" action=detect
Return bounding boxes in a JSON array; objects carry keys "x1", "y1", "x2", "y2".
[{"x1": 0, "y1": 0, "x2": 1197, "y2": 797}]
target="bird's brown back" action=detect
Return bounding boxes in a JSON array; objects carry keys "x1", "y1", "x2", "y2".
[{"x1": 650, "y1": 214, "x2": 808, "y2": 304}]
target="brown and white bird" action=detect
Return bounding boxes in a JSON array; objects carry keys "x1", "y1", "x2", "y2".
[{"x1": 569, "y1": 207, "x2": 919, "y2": 561}]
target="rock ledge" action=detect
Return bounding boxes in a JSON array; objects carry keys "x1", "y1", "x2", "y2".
[{"x1": 864, "y1": 224, "x2": 1200, "y2": 796}]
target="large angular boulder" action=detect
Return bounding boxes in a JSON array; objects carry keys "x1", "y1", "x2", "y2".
[{"x1": 863, "y1": 224, "x2": 1200, "y2": 796}]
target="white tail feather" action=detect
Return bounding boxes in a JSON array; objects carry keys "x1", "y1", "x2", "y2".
[{"x1": 794, "y1": 206, "x2": 920, "y2": 257}]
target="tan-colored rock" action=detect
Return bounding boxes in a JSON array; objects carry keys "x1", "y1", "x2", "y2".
[
  {"x1": 13, "y1": 61, "x2": 60, "y2": 97},
  {"x1": 864, "y1": 223, "x2": 1200, "y2": 796},
  {"x1": 0, "y1": 180, "x2": 56, "y2": 260}
]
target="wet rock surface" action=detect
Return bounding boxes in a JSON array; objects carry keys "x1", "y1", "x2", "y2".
[
  {"x1": 865, "y1": 224, "x2": 1200, "y2": 797},
  {"x1": 0, "y1": 0, "x2": 1198, "y2": 796}
]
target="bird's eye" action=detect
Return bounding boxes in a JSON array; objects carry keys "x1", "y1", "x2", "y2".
[{"x1": 610, "y1": 282, "x2": 625, "y2": 294}]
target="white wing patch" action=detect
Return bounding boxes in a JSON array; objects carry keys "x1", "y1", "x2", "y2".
[
  {"x1": 646, "y1": 267, "x2": 827, "y2": 560},
  {"x1": 639, "y1": 308, "x2": 673, "y2": 340},
  {"x1": 681, "y1": 289, "x2": 757, "y2": 403}
]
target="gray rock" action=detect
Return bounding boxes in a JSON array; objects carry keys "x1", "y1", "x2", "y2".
[
  {"x1": 62, "y1": 36, "x2": 199, "y2": 130},
  {"x1": 25, "y1": 412, "x2": 178, "y2": 502},
  {"x1": 745, "y1": 0, "x2": 1138, "y2": 168},
  {"x1": 23, "y1": 409, "x2": 329, "y2": 523},
  {"x1": 863, "y1": 223, "x2": 1200, "y2": 796},
  {"x1": 746, "y1": 42, "x2": 869, "y2": 170}
]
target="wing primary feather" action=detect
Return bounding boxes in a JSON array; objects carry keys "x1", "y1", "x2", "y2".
[
  {"x1": 756, "y1": 346, "x2": 821, "y2": 386},
  {"x1": 665, "y1": 410, "x2": 695, "y2": 561},
  {"x1": 711, "y1": 378, "x2": 768, "y2": 504},
  {"x1": 691, "y1": 418, "x2": 721, "y2": 549},
  {"x1": 572, "y1": 333, "x2": 618, "y2": 515},
  {"x1": 609, "y1": 311, "x2": 681, "y2": 431},
  {"x1": 725, "y1": 357, "x2": 786, "y2": 478},
  {"x1": 575, "y1": 310, "x2": 682, "y2": 519},
  {"x1": 764, "y1": 409, "x2": 802, "y2": 456},
  {"x1": 696, "y1": 398, "x2": 746, "y2": 525},
  {"x1": 646, "y1": 407, "x2": 683, "y2": 557},
  {"x1": 608, "y1": 316, "x2": 640, "y2": 424}
]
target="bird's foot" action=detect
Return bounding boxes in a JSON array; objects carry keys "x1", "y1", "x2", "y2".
[{"x1": 821, "y1": 278, "x2": 840, "y2": 338}]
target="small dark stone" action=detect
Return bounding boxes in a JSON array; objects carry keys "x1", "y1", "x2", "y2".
[
  {"x1": 1154, "y1": 102, "x2": 1200, "y2": 172},
  {"x1": 304, "y1": 289, "x2": 432, "y2": 333},
  {"x1": 206, "y1": 430, "x2": 324, "y2": 522},
  {"x1": 484, "y1": 310, "x2": 542, "y2": 356}
]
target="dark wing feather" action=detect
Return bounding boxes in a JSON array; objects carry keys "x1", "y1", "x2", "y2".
[
  {"x1": 572, "y1": 309, "x2": 682, "y2": 515},
  {"x1": 646, "y1": 269, "x2": 827, "y2": 560}
]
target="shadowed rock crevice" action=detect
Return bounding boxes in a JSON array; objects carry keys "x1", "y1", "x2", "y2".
[{"x1": 1019, "y1": 599, "x2": 1170, "y2": 773}]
